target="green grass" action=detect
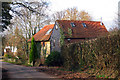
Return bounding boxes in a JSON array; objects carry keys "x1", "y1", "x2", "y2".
[
  {"x1": 24, "y1": 62, "x2": 32, "y2": 67},
  {"x1": 57, "y1": 67, "x2": 71, "y2": 71},
  {"x1": 4, "y1": 60, "x2": 19, "y2": 64},
  {"x1": 3, "y1": 59, "x2": 32, "y2": 67}
]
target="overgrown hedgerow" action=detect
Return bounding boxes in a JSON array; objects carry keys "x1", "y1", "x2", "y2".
[
  {"x1": 61, "y1": 32, "x2": 120, "y2": 76},
  {"x1": 45, "y1": 51, "x2": 63, "y2": 66}
]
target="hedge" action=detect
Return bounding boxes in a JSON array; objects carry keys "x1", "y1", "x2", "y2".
[
  {"x1": 61, "y1": 33, "x2": 120, "y2": 73},
  {"x1": 45, "y1": 51, "x2": 63, "y2": 66}
]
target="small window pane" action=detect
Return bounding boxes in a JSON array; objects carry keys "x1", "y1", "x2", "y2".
[
  {"x1": 55, "y1": 25, "x2": 58, "y2": 29},
  {"x1": 82, "y1": 23, "x2": 87, "y2": 28},
  {"x1": 46, "y1": 29, "x2": 52, "y2": 35},
  {"x1": 70, "y1": 23, "x2": 75, "y2": 27}
]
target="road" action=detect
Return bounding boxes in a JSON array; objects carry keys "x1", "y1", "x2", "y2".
[{"x1": 1, "y1": 61, "x2": 60, "y2": 80}]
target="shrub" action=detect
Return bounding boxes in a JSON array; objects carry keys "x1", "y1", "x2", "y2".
[
  {"x1": 45, "y1": 51, "x2": 63, "y2": 66},
  {"x1": 4, "y1": 54, "x2": 12, "y2": 58},
  {"x1": 29, "y1": 37, "x2": 38, "y2": 66}
]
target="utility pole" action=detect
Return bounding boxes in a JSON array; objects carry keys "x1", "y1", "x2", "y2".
[
  {"x1": 0, "y1": 1, "x2": 2, "y2": 80},
  {"x1": 118, "y1": 1, "x2": 120, "y2": 29},
  {"x1": 0, "y1": 1, "x2": 2, "y2": 57}
]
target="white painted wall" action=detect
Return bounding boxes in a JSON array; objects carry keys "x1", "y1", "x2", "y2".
[{"x1": 4, "y1": 46, "x2": 17, "y2": 53}]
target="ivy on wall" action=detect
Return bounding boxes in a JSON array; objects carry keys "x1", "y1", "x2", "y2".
[
  {"x1": 60, "y1": 28, "x2": 65, "y2": 46},
  {"x1": 68, "y1": 28, "x2": 72, "y2": 37}
]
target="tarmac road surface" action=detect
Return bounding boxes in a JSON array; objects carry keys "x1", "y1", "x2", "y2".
[{"x1": 1, "y1": 61, "x2": 60, "y2": 80}]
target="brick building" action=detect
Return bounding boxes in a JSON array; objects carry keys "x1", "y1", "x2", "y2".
[{"x1": 28, "y1": 20, "x2": 109, "y2": 54}]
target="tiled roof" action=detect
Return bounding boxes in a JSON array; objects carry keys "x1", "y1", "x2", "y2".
[
  {"x1": 56, "y1": 20, "x2": 109, "y2": 38},
  {"x1": 28, "y1": 24, "x2": 54, "y2": 42}
]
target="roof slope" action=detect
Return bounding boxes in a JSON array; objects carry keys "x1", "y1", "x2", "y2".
[
  {"x1": 56, "y1": 20, "x2": 109, "y2": 38},
  {"x1": 28, "y1": 24, "x2": 54, "y2": 42}
]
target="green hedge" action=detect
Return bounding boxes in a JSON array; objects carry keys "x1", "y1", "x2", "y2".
[{"x1": 61, "y1": 33, "x2": 120, "y2": 72}]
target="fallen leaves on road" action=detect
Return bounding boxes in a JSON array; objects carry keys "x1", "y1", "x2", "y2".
[{"x1": 35, "y1": 67, "x2": 97, "y2": 80}]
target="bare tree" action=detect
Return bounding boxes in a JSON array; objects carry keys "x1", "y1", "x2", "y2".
[
  {"x1": 63, "y1": 7, "x2": 80, "y2": 20},
  {"x1": 51, "y1": 7, "x2": 92, "y2": 21},
  {"x1": 2, "y1": 0, "x2": 50, "y2": 59},
  {"x1": 9, "y1": 0, "x2": 50, "y2": 39},
  {"x1": 51, "y1": 11, "x2": 66, "y2": 22},
  {"x1": 79, "y1": 10, "x2": 92, "y2": 21}
]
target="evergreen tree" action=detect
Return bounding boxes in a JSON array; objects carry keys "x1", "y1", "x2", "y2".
[{"x1": 29, "y1": 37, "x2": 38, "y2": 66}]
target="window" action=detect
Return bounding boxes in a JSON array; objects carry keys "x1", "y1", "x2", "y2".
[
  {"x1": 67, "y1": 39, "x2": 71, "y2": 43},
  {"x1": 46, "y1": 29, "x2": 52, "y2": 35},
  {"x1": 55, "y1": 25, "x2": 58, "y2": 30},
  {"x1": 53, "y1": 40, "x2": 55, "y2": 47},
  {"x1": 82, "y1": 23, "x2": 87, "y2": 28},
  {"x1": 70, "y1": 22, "x2": 75, "y2": 27},
  {"x1": 43, "y1": 42, "x2": 45, "y2": 47}
]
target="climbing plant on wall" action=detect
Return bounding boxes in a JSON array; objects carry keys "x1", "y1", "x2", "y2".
[
  {"x1": 60, "y1": 28, "x2": 65, "y2": 46},
  {"x1": 68, "y1": 28, "x2": 72, "y2": 37}
]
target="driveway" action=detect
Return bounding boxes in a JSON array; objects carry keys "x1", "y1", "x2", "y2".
[{"x1": 1, "y1": 61, "x2": 60, "y2": 80}]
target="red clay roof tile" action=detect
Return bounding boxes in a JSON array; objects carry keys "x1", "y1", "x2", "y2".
[
  {"x1": 56, "y1": 20, "x2": 109, "y2": 38},
  {"x1": 28, "y1": 24, "x2": 54, "y2": 42},
  {"x1": 28, "y1": 20, "x2": 109, "y2": 42}
]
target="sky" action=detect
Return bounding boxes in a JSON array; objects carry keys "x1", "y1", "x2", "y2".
[{"x1": 48, "y1": 0, "x2": 120, "y2": 30}]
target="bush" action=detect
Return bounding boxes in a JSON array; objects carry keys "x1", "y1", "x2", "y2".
[
  {"x1": 4, "y1": 54, "x2": 12, "y2": 58},
  {"x1": 45, "y1": 51, "x2": 63, "y2": 66}
]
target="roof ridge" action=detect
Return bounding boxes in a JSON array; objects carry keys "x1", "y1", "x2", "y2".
[{"x1": 56, "y1": 20, "x2": 102, "y2": 23}]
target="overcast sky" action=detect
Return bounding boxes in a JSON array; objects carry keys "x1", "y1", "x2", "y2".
[{"x1": 48, "y1": 0, "x2": 120, "y2": 30}]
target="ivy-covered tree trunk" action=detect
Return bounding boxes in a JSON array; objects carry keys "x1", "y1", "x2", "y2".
[{"x1": 29, "y1": 37, "x2": 38, "y2": 66}]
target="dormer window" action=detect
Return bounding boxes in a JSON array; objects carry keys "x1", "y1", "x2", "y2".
[
  {"x1": 46, "y1": 29, "x2": 52, "y2": 35},
  {"x1": 82, "y1": 23, "x2": 87, "y2": 28},
  {"x1": 70, "y1": 22, "x2": 75, "y2": 27},
  {"x1": 100, "y1": 22, "x2": 103, "y2": 25}
]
